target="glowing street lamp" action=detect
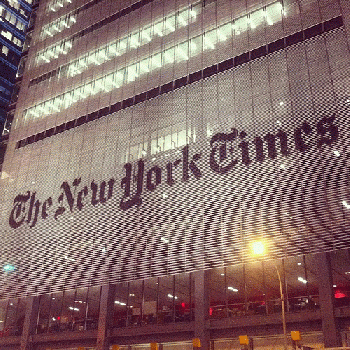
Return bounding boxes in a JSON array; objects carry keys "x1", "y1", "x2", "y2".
[
  {"x1": 251, "y1": 240, "x2": 266, "y2": 256},
  {"x1": 250, "y1": 241, "x2": 288, "y2": 350}
]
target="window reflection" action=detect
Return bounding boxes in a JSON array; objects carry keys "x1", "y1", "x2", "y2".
[
  {"x1": 86, "y1": 286, "x2": 100, "y2": 330},
  {"x1": 143, "y1": 278, "x2": 158, "y2": 325},
  {"x1": 114, "y1": 283, "x2": 128, "y2": 327},
  {"x1": 0, "y1": 298, "x2": 26, "y2": 336},
  {"x1": 112, "y1": 272, "x2": 193, "y2": 329},
  {"x1": 73, "y1": 287, "x2": 88, "y2": 331},
  {"x1": 36, "y1": 286, "x2": 101, "y2": 333},
  {"x1": 331, "y1": 249, "x2": 350, "y2": 308},
  {"x1": 209, "y1": 256, "x2": 320, "y2": 319}
]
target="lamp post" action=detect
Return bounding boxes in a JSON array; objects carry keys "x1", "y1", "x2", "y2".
[{"x1": 251, "y1": 241, "x2": 288, "y2": 350}]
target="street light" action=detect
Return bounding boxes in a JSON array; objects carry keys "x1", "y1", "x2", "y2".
[{"x1": 250, "y1": 241, "x2": 288, "y2": 350}]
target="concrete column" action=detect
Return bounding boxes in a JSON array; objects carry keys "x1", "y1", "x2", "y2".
[
  {"x1": 194, "y1": 270, "x2": 210, "y2": 350},
  {"x1": 316, "y1": 252, "x2": 342, "y2": 348},
  {"x1": 96, "y1": 284, "x2": 116, "y2": 350},
  {"x1": 20, "y1": 295, "x2": 40, "y2": 350}
]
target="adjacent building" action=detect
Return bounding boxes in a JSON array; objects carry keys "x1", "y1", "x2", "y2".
[
  {"x1": 0, "y1": 0, "x2": 38, "y2": 172},
  {"x1": 0, "y1": 0, "x2": 350, "y2": 349},
  {"x1": 0, "y1": 0, "x2": 36, "y2": 131}
]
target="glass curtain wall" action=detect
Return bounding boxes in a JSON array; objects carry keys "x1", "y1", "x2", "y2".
[
  {"x1": 0, "y1": 298, "x2": 26, "y2": 336},
  {"x1": 36, "y1": 286, "x2": 101, "y2": 333},
  {"x1": 209, "y1": 255, "x2": 320, "y2": 319},
  {"x1": 113, "y1": 272, "x2": 194, "y2": 328}
]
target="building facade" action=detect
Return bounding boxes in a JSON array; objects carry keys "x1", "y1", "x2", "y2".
[
  {"x1": 0, "y1": 0, "x2": 38, "y2": 175},
  {"x1": 1, "y1": 0, "x2": 350, "y2": 349},
  {"x1": 0, "y1": 0, "x2": 35, "y2": 132}
]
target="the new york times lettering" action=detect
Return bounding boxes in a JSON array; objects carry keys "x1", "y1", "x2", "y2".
[{"x1": 9, "y1": 116, "x2": 339, "y2": 229}]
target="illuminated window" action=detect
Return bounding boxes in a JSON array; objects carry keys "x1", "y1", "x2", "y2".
[
  {"x1": 1, "y1": 30, "x2": 12, "y2": 41},
  {"x1": 1, "y1": 46, "x2": 9, "y2": 56},
  {"x1": 41, "y1": 12, "x2": 77, "y2": 40},
  {"x1": 25, "y1": 2, "x2": 284, "y2": 121},
  {"x1": 47, "y1": 0, "x2": 72, "y2": 13},
  {"x1": 35, "y1": 2, "x2": 201, "y2": 66}
]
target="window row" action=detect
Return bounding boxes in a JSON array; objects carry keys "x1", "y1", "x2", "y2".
[
  {"x1": 126, "y1": 124, "x2": 196, "y2": 163},
  {"x1": 47, "y1": 0, "x2": 72, "y2": 13},
  {"x1": 35, "y1": 1, "x2": 200, "y2": 66},
  {"x1": 2, "y1": 250, "x2": 350, "y2": 336},
  {"x1": 0, "y1": 6, "x2": 26, "y2": 31},
  {"x1": 40, "y1": 11, "x2": 76, "y2": 40},
  {"x1": 37, "y1": 286, "x2": 101, "y2": 333},
  {"x1": 25, "y1": 1, "x2": 283, "y2": 121},
  {"x1": 36, "y1": 275, "x2": 194, "y2": 334},
  {"x1": 3, "y1": 0, "x2": 31, "y2": 18},
  {"x1": 208, "y1": 257, "x2": 320, "y2": 319},
  {"x1": 0, "y1": 298, "x2": 26, "y2": 337},
  {"x1": 0, "y1": 29, "x2": 23, "y2": 47}
]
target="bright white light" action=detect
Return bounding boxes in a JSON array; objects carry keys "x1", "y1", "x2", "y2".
[
  {"x1": 228, "y1": 287, "x2": 238, "y2": 292},
  {"x1": 298, "y1": 277, "x2": 307, "y2": 284},
  {"x1": 333, "y1": 150, "x2": 340, "y2": 157},
  {"x1": 333, "y1": 285, "x2": 337, "y2": 288},
  {"x1": 168, "y1": 294, "x2": 178, "y2": 299},
  {"x1": 342, "y1": 200, "x2": 350, "y2": 210},
  {"x1": 115, "y1": 300, "x2": 126, "y2": 306},
  {"x1": 297, "y1": 262, "x2": 302, "y2": 266},
  {"x1": 279, "y1": 101, "x2": 284, "y2": 106},
  {"x1": 221, "y1": 273, "x2": 224, "y2": 276},
  {"x1": 248, "y1": 18, "x2": 256, "y2": 29},
  {"x1": 217, "y1": 28, "x2": 227, "y2": 41},
  {"x1": 161, "y1": 237, "x2": 169, "y2": 243},
  {"x1": 68, "y1": 306, "x2": 80, "y2": 311},
  {"x1": 251, "y1": 241, "x2": 266, "y2": 256}
]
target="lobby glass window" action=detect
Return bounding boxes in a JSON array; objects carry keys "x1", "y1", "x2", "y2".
[
  {"x1": 37, "y1": 294, "x2": 51, "y2": 333},
  {"x1": 209, "y1": 265, "x2": 246, "y2": 319},
  {"x1": 36, "y1": 287, "x2": 101, "y2": 334},
  {"x1": 86, "y1": 286, "x2": 100, "y2": 330},
  {"x1": 128, "y1": 280, "x2": 143, "y2": 326},
  {"x1": 61, "y1": 289, "x2": 75, "y2": 331},
  {"x1": 49, "y1": 292, "x2": 63, "y2": 332},
  {"x1": 112, "y1": 273, "x2": 193, "y2": 329},
  {"x1": 175, "y1": 273, "x2": 193, "y2": 322},
  {"x1": 0, "y1": 300, "x2": 6, "y2": 332},
  {"x1": 113, "y1": 282, "x2": 128, "y2": 328},
  {"x1": 331, "y1": 249, "x2": 350, "y2": 308},
  {"x1": 14, "y1": 299, "x2": 25, "y2": 336},
  {"x1": 226, "y1": 264, "x2": 245, "y2": 317},
  {"x1": 284, "y1": 255, "x2": 319, "y2": 312},
  {"x1": 209, "y1": 267, "x2": 227, "y2": 319},
  {"x1": 244, "y1": 261, "x2": 266, "y2": 316},
  {"x1": 143, "y1": 278, "x2": 158, "y2": 325},
  {"x1": 262, "y1": 259, "x2": 285, "y2": 315},
  {"x1": 5, "y1": 298, "x2": 18, "y2": 335},
  {"x1": 72, "y1": 287, "x2": 88, "y2": 331},
  {"x1": 158, "y1": 276, "x2": 175, "y2": 323}
]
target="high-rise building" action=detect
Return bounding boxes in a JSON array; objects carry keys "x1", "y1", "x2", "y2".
[
  {"x1": 0, "y1": 0, "x2": 39, "y2": 173},
  {"x1": 0, "y1": 0, "x2": 350, "y2": 349},
  {"x1": 0, "y1": 0, "x2": 36, "y2": 132}
]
